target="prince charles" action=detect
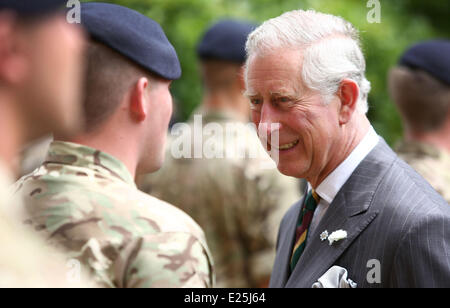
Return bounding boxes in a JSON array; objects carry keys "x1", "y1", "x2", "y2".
[{"x1": 244, "y1": 10, "x2": 450, "y2": 288}]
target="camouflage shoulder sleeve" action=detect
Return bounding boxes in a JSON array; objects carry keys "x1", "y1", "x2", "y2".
[
  {"x1": 123, "y1": 232, "x2": 214, "y2": 288},
  {"x1": 128, "y1": 193, "x2": 215, "y2": 288}
]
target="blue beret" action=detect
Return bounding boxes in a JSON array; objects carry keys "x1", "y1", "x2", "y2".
[
  {"x1": 0, "y1": 0, "x2": 66, "y2": 16},
  {"x1": 197, "y1": 19, "x2": 257, "y2": 63},
  {"x1": 81, "y1": 2, "x2": 181, "y2": 80},
  {"x1": 399, "y1": 39, "x2": 450, "y2": 85}
]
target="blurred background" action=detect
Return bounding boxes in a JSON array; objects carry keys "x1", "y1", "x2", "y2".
[{"x1": 81, "y1": 0, "x2": 449, "y2": 146}]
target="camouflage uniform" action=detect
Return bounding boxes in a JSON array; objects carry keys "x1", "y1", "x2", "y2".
[
  {"x1": 396, "y1": 140, "x2": 450, "y2": 204},
  {"x1": 138, "y1": 109, "x2": 302, "y2": 288},
  {"x1": 0, "y1": 161, "x2": 94, "y2": 287},
  {"x1": 14, "y1": 141, "x2": 214, "y2": 288}
]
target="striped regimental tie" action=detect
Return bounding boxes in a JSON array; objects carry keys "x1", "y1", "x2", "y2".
[{"x1": 290, "y1": 189, "x2": 320, "y2": 272}]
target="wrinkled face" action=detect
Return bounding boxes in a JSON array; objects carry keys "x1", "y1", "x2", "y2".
[
  {"x1": 143, "y1": 79, "x2": 173, "y2": 173},
  {"x1": 245, "y1": 49, "x2": 341, "y2": 179},
  {"x1": 19, "y1": 14, "x2": 85, "y2": 140}
]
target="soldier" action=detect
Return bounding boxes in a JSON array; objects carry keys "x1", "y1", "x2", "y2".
[
  {"x1": 14, "y1": 2, "x2": 214, "y2": 288},
  {"x1": 389, "y1": 40, "x2": 450, "y2": 203},
  {"x1": 138, "y1": 20, "x2": 302, "y2": 288},
  {"x1": 0, "y1": 0, "x2": 90, "y2": 287}
]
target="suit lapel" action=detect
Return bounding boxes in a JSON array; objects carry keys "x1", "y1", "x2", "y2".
[
  {"x1": 285, "y1": 198, "x2": 379, "y2": 287},
  {"x1": 285, "y1": 139, "x2": 396, "y2": 288}
]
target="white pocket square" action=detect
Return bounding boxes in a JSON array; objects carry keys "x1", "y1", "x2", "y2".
[{"x1": 311, "y1": 265, "x2": 357, "y2": 288}]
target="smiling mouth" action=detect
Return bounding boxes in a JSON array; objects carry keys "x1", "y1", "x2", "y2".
[{"x1": 272, "y1": 140, "x2": 299, "y2": 151}]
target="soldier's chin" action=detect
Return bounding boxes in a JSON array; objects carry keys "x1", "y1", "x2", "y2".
[
  {"x1": 25, "y1": 122, "x2": 74, "y2": 145},
  {"x1": 137, "y1": 158, "x2": 164, "y2": 175},
  {"x1": 57, "y1": 120, "x2": 84, "y2": 140}
]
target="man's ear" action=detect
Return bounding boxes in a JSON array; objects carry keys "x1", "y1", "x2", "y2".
[
  {"x1": 0, "y1": 14, "x2": 28, "y2": 85},
  {"x1": 337, "y1": 79, "x2": 359, "y2": 125},
  {"x1": 130, "y1": 77, "x2": 149, "y2": 122}
]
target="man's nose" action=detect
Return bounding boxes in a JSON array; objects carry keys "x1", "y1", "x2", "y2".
[{"x1": 258, "y1": 103, "x2": 280, "y2": 138}]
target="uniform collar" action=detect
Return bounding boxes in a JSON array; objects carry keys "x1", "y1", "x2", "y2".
[
  {"x1": 45, "y1": 141, "x2": 136, "y2": 187},
  {"x1": 314, "y1": 126, "x2": 380, "y2": 204},
  {"x1": 395, "y1": 139, "x2": 449, "y2": 159}
]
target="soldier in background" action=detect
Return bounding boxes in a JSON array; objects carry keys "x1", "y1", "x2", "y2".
[
  {"x1": 138, "y1": 20, "x2": 302, "y2": 288},
  {"x1": 389, "y1": 40, "x2": 450, "y2": 203},
  {"x1": 0, "y1": 0, "x2": 89, "y2": 287},
  {"x1": 14, "y1": 2, "x2": 213, "y2": 288}
]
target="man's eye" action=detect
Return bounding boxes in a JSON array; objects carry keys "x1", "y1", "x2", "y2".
[
  {"x1": 250, "y1": 98, "x2": 262, "y2": 105},
  {"x1": 278, "y1": 97, "x2": 290, "y2": 103}
]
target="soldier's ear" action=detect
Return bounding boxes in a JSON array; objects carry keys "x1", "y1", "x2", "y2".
[
  {"x1": 0, "y1": 14, "x2": 28, "y2": 85},
  {"x1": 129, "y1": 77, "x2": 149, "y2": 122}
]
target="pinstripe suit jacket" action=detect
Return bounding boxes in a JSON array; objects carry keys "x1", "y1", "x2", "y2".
[{"x1": 270, "y1": 138, "x2": 450, "y2": 288}]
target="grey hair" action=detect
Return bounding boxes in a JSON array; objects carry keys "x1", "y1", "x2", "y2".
[{"x1": 245, "y1": 10, "x2": 371, "y2": 114}]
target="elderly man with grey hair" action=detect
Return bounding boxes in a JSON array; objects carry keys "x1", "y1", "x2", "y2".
[{"x1": 244, "y1": 10, "x2": 450, "y2": 288}]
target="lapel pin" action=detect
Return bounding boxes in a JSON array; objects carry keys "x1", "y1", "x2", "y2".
[{"x1": 320, "y1": 230, "x2": 329, "y2": 241}]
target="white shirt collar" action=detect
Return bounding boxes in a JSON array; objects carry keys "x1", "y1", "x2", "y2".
[{"x1": 313, "y1": 126, "x2": 380, "y2": 204}]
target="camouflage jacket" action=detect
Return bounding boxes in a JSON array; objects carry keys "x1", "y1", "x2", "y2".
[
  {"x1": 396, "y1": 140, "x2": 450, "y2": 204},
  {"x1": 0, "y1": 160, "x2": 93, "y2": 287},
  {"x1": 14, "y1": 141, "x2": 214, "y2": 288},
  {"x1": 138, "y1": 109, "x2": 302, "y2": 288}
]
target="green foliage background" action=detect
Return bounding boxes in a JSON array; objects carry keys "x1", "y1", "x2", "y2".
[{"x1": 80, "y1": 0, "x2": 449, "y2": 145}]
